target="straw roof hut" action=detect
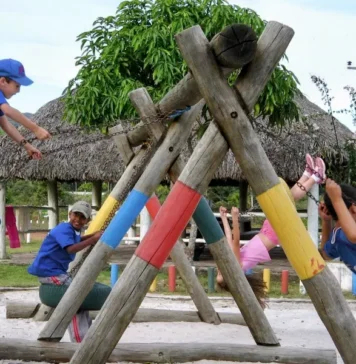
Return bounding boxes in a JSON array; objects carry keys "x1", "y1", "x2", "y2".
[
  {"x1": 0, "y1": 94, "x2": 353, "y2": 185},
  {"x1": 210, "y1": 95, "x2": 354, "y2": 185},
  {"x1": 0, "y1": 99, "x2": 124, "y2": 182}
]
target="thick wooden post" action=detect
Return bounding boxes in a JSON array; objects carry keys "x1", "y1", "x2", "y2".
[
  {"x1": 176, "y1": 24, "x2": 356, "y2": 364},
  {"x1": 0, "y1": 339, "x2": 337, "y2": 364},
  {"x1": 113, "y1": 125, "x2": 220, "y2": 325},
  {"x1": 0, "y1": 182, "x2": 6, "y2": 259},
  {"x1": 125, "y1": 24, "x2": 257, "y2": 147},
  {"x1": 40, "y1": 98, "x2": 203, "y2": 343},
  {"x1": 47, "y1": 180, "x2": 58, "y2": 229}
]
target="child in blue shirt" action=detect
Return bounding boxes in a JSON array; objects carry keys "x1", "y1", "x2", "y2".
[
  {"x1": 28, "y1": 201, "x2": 103, "y2": 342},
  {"x1": 0, "y1": 58, "x2": 51, "y2": 159},
  {"x1": 319, "y1": 179, "x2": 356, "y2": 273}
]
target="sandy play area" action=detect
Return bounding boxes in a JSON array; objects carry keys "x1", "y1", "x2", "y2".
[{"x1": 0, "y1": 289, "x2": 352, "y2": 364}]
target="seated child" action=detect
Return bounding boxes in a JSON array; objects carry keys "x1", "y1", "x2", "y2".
[{"x1": 28, "y1": 201, "x2": 103, "y2": 342}]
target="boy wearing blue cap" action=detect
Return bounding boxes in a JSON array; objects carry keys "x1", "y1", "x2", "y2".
[{"x1": 0, "y1": 58, "x2": 51, "y2": 159}]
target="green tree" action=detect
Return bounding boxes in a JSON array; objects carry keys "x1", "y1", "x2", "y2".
[{"x1": 63, "y1": 0, "x2": 300, "y2": 129}]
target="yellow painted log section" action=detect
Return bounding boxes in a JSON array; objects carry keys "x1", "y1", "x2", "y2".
[
  {"x1": 86, "y1": 196, "x2": 120, "y2": 234},
  {"x1": 257, "y1": 181, "x2": 325, "y2": 280}
]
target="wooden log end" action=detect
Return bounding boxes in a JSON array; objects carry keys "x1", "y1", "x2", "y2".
[{"x1": 212, "y1": 24, "x2": 257, "y2": 69}]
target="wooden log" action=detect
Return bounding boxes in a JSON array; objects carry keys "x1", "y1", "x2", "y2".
[
  {"x1": 114, "y1": 125, "x2": 135, "y2": 164},
  {"x1": 0, "y1": 339, "x2": 337, "y2": 364},
  {"x1": 41, "y1": 94, "x2": 203, "y2": 343},
  {"x1": 113, "y1": 122, "x2": 220, "y2": 325},
  {"x1": 38, "y1": 241, "x2": 113, "y2": 341},
  {"x1": 69, "y1": 255, "x2": 159, "y2": 364},
  {"x1": 6, "y1": 302, "x2": 246, "y2": 325},
  {"x1": 211, "y1": 24, "x2": 257, "y2": 69},
  {"x1": 125, "y1": 23, "x2": 257, "y2": 147},
  {"x1": 175, "y1": 25, "x2": 356, "y2": 364},
  {"x1": 176, "y1": 25, "x2": 279, "y2": 194},
  {"x1": 177, "y1": 122, "x2": 278, "y2": 346},
  {"x1": 68, "y1": 141, "x2": 156, "y2": 276}
]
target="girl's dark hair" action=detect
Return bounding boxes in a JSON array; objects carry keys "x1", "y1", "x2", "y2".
[
  {"x1": 324, "y1": 183, "x2": 356, "y2": 221},
  {"x1": 217, "y1": 272, "x2": 267, "y2": 309}
]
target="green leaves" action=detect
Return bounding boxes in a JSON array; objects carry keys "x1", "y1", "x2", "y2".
[{"x1": 63, "y1": 0, "x2": 300, "y2": 129}]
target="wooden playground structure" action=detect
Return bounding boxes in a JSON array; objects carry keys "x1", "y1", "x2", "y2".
[{"x1": 2, "y1": 20, "x2": 356, "y2": 364}]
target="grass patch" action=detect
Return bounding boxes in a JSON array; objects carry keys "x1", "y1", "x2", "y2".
[
  {"x1": 1, "y1": 262, "x2": 355, "y2": 301},
  {"x1": 8, "y1": 240, "x2": 42, "y2": 255}
]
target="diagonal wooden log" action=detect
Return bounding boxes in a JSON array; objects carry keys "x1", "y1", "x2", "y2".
[
  {"x1": 0, "y1": 339, "x2": 337, "y2": 364},
  {"x1": 175, "y1": 24, "x2": 356, "y2": 364},
  {"x1": 125, "y1": 24, "x2": 256, "y2": 147},
  {"x1": 112, "y1": 123, "x2": 220, "y2": 324},
  {"x1": 39, "y1": 102, "x2": 204, "y2": 342},
  {"x1": 68, "y1": 23, "x2": 294, "y2": 364}
]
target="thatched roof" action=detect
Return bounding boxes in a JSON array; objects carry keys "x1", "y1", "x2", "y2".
[
  {"x1": 210, "y1": 95, "x2": 354, "y2": 185},
  {"x1": 0, "y1": 95, "x2": 353, "y2": 184},
  {"x1": 0, "y1": 98, "x2": 125, "y2": 182}
]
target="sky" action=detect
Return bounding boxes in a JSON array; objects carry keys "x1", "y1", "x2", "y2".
[{"x1": 2, "y1": 0, "x2": 356, "y2": 131}]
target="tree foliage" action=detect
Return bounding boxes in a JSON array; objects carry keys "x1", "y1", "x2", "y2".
[{"x1": 63, "y1": 0, "x2": 300, "y2": 129}]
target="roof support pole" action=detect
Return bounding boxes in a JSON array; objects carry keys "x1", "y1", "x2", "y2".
[{"x1": 47, "y1": 180, "x2": 58, "y2": 229}]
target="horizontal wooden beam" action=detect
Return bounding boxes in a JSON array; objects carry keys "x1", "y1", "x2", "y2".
[
  {"x1": 6, "y1": 302, "x2": 246, "y2": 326},
  {"x1": 0, "y1": 339, "x2": 336, "y2": 364}
]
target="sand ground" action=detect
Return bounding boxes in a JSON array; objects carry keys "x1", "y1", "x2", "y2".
[{"x1": 0, "y1": 289, "x2": 352, "y2": 364}]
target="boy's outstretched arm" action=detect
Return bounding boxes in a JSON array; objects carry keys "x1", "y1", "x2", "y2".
[
  {"x1": 0, "y1": 103, "x2": 51, "y2": 140},
  {"x1": 0, "y1": 115, "x2": 42, "y2": 159},
  {"x1": 66, "y1": 231, "x2": 103, "y2": 254}
]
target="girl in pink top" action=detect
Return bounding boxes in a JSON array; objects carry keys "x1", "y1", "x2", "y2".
[{"x1": 216, "y1": 154, "x2": 326, "y2": 307}]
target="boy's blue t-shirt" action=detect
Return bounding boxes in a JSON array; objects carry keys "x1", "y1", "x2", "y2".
[
  {"x1": 28, "y1": 222, "x2": 81, "y2": 277},
  {"x1": 0, "y1": 91, "x2": 8, "y2": 117},
  {"x1": 324, "y1": 227, "x2": 356, "y2": 274}
]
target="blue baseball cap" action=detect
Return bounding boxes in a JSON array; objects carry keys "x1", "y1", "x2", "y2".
[{"x1": 0, "y1": 59, "x2": 33, "y2": 86}]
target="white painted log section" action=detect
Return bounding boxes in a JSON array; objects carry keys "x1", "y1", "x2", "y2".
[
  {"x1": 114, "y1": 127, "x2": 220, "y2": 324},
  {"x1": 6, "y1": 302, "x2": 245, "y2": 325},
  {"x1": 47, "y1": 180, "x2": 58, "y2": 229},
  {"x1": 0, "y1": 339, "x2": 337, "y2": 364},
  {"x1": 0, "y1": 182, "x2": 5, "y2": 259},
  {"x1": 139, "y1": 207, "x2": 151, "y2": 240},
  {"x1": 176, "y1": 25, "x2": 356, "y2": 364}
]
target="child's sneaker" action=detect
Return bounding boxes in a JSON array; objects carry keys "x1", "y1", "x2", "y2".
[
  {"x1": 314, "y1": 157, "x2": 326, "y2": 184},
  {"x1": 303, "y1": 153, "x2": 315, "y2": 178}
]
